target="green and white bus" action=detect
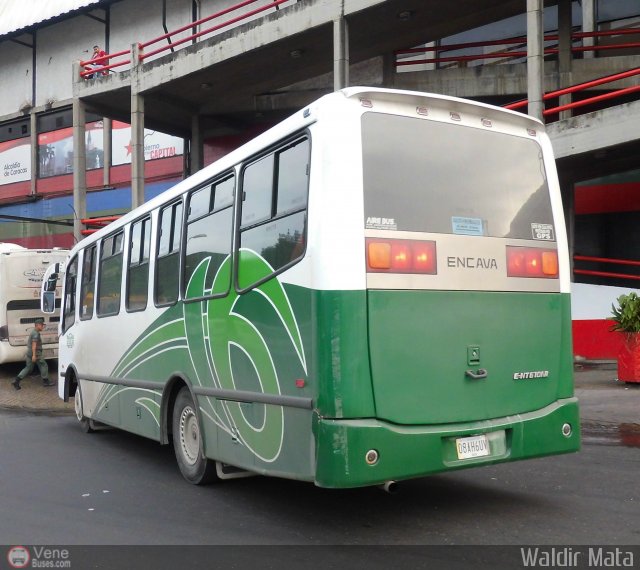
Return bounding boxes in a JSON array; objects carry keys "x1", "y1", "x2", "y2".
[{"x1": 43, "y1": 88, "x2": 579, "y2": 488}]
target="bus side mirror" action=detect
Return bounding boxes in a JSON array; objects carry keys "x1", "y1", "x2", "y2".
[
  {"x1": 41, "y1": 263, "x2": 61, "y2": 314},
  {"x1": 45, "y1": 273, "x2": 58, "y2": 292},
  {"x1": 42, "y1": 291, "x2": 55, "y2": 314}
]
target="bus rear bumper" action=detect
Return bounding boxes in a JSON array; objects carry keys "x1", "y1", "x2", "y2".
[{"x1": 314, "y1": 397, "x2": 580, "y2": 488}]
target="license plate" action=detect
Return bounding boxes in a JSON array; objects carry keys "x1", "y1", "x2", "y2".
[
  {"x1": 43, "y1": 348, "x2": 57, "y2": 358},
  {"x1": 455, "y1": 434, "x2": 490, "y2": 460}
]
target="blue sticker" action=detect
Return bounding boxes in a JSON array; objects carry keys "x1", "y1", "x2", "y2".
[{"x1": 452, "y1": 217, "x2": 484, "y2": 236}]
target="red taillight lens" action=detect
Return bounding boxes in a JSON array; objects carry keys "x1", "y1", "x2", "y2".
[
  {"x1": 366, "y1": 239, "x2": 436, "y2": 274},
  {"x1": 507, "y1": 246, "x2": 558, "y2": 278}
]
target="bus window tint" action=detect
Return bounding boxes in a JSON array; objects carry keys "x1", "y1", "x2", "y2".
[
  {"x1": 156, "y1": 202, "x2": 182, "y2": 305},
  {"x1": 80, "y1": 245, "x2": 96, "y2": 320},
  {"x1": 188, "y1": 186, "x2": 211, "y2": 221},
  {"x1": 63, "y1": 256, "x2": 78, "y2": 332},
  {"x1": 238, "y1": 136, "x2": 309, "y2": 290},
  {"x1": 276, "y1": 138, "x2": 309, "y2": 214},
  {"x1": 98, "y1": 231, "x2": 124, "y2": 316},
  {"x1": 185, "y1": 176, "x2": 234, "y2": 299},
  {"x1": 361, "y1": 114, "x2": 554, "y2": 239},
  {"x1": 241, "y1": 154, "x2": 274, "y2": 226},
  {"x1": 127, "y1": 217, "x2": 150, "y2": 311},
  {"x1": 240, "y1": 211, "x2": 306, "y2": 285}
]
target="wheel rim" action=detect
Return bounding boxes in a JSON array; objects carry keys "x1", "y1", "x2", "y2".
[
  {"x1": 179, "y1": 405, "x2": 200, "y2": 466},
  {"x1": 74, "y1": 387, "x2": 83, "y2": 422}
]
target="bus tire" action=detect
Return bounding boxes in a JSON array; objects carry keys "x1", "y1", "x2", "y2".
[
  {"x1": 172, "y1": 387, "x2": 218, "y2": 485},
  {"x1": 74, "y1": 381, "x2": 94, "y2": 433}
]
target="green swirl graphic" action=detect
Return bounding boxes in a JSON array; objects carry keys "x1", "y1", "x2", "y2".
[{"x1": 184, "y1": 250, "x2": 306, "y2": 462}]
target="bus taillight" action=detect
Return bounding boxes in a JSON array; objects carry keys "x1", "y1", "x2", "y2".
[
  {"x1": 506, "y1": 246, "x2": 558, "y2": 278},
  {"x1": 366, "y1": 239, "x2": 437, "y2": 274}
]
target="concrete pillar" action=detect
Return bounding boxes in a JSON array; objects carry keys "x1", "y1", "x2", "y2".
[
  {"x1": 560, "y1": 175, "x2": 575, "y2": 277},
  {"x1": 131, "y1": 43, "x2": 145, "y2": 209},
  {"x1": 333, "y1": 16, "x2": 349, "y2": 91},
  {"x1": 29, "y1": 110, "x2": 37, "y2": 197},
  {"x1": 558, "y1": 0, "x2": 573, "y2": 120},
  {"x1": 526, "y1": 0, "x2": 544, "y2": 121},
  {"x1": 190, "y1": 114, "x2": 204, "y2": 175},
  {"x1": 102, "y1": 117, "x2": 112, "y2": 187},
  {"x1": 72, "y1": 96, "x2": 87, "y2": 242},
  {"x1": 582, "y1": 0, "x2": 596, "y2": 59},
  {"x1": 382, "y1": 52, "x2": 396, "y2": 88}
]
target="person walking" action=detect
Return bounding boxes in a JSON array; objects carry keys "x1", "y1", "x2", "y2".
[{"x1": 12, "y1": 317, "x2": 54, "y2": 390}]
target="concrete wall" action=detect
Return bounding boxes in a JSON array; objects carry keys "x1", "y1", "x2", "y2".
[
  {"x1": 35, "y1": 15, "x2": 104, "y2": 107},
  {"x1": 0, "y1": 37, "x2": 34, "y2": 117},
  {"x1": 107, "y1": 0, "x2": 282, "y2": 66},
  {"x1": 0, "y1": 0, "x2": 303, "y2": 119},
  {"x1": 110, "y1": 0, "x2": 192, "y2": 65}
]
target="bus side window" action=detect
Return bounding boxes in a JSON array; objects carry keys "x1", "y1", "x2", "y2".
[
  {"x1": 238, "y1": 135, "x2": 309, "y2": 290},
  {"x1": 63, "y1": 256, "x2": 78, "y2": 333},
  {"x1": 127, "y1": 217, "x2": 151, "y2": 311},
  {"x1": 97, "y1": 231, "x2": 124, "y2": 317},
  {"x1": 156, "y1": 201, "x2": 182, "y2": 306},
  {"x1": 80, "y1": 244, "x2": 97, "y2": 320},
  {"x1": 184, "y1": 175, "x2": 234, "y2": 300}
]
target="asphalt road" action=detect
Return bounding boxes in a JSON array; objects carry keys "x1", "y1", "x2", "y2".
[{"x1": 0, "y1": 409, "x2": 638, "y2": 549}]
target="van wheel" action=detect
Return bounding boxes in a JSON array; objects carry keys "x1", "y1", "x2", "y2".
[
  {"x1": 74, "y1": 382, "x2": 93, "y2": 433},
  {"x1": 172, "y1": 387, "x2": 218, "y2": 484}
]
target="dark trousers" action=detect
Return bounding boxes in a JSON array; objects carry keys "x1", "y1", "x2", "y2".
[{"x1": 17, "y1": 356, "x2": 48, "y2": 381}]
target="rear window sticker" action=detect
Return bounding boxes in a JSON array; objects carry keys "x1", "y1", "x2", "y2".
[
  {"x1": 451, "y1": 217, "x2": 485, "y2": 236},
  {"x1": 366, "y1": 216, "x2": 398, "y2": 230},
  {"x1": 531, "y1": 223, "x2": 555, "y2": 241}
]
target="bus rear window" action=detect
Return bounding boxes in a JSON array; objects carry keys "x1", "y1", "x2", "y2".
[{"x1": 362, "y1": 113, "x2": 555, "y2": 241}]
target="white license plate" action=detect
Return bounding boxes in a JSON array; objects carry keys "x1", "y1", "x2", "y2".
[
  {"x1": 43, "y1": 348, "x2": 57, "y2": 358},
  {"x1": 455, "y1": 434, "x2": 490, "y2": 460}
]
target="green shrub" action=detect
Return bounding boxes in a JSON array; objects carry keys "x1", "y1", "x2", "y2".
[{"x1": 610, "y1": 292, "x2": 640, "y2": 333}]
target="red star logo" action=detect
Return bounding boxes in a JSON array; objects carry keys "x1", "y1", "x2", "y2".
[{"x1": 125, "y1": 141, "x2": 132, "y2": 156}]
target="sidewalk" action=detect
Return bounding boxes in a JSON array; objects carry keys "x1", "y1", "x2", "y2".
[
  {"x1": 0, "y1": 360, "x2": 638, "y2": 427},
  {"x1": 0, "y1": 361, "x2": 73, "y2": 414}
]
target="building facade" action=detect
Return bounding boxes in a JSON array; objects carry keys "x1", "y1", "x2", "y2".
[{"x1": 1, "y1": 0, "x2": 639, "y2": 358}]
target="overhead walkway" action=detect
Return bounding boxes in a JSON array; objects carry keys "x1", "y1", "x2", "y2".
[
  {"x1": 73, "y1": 0, "x2": 528, "y2": 137},
  {"x1": 69, "y1": 0, "x2": 640, "y2": 240}
]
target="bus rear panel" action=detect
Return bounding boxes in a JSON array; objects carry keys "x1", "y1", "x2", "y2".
[{"x1": 313, "y1": 93, "x2": 578, "y2": 487}]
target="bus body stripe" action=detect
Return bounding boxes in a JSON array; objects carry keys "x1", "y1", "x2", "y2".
[{"x1": 79, "y1": 373, "x2": 313, "y2": 409}]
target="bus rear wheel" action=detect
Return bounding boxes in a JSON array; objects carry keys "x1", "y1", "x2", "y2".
[{"x1": 172, "y1": 387, "x2": 218, "y2": 485}]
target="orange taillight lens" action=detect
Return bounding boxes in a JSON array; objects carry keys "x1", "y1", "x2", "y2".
[
  {"x1": 366, "y1": 239, "x2": 436, "y2": 274},
  {"x1": 367, "y1": 242, "x2": 391, "y2": 269},
  {"x1": 507, "y1": 246, "x2": 558, "y2": 278},
  {"x1": 542, "y1": 251, "x2": 559, "y2": 276}
]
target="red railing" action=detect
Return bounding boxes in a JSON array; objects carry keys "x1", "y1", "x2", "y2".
[
  {"x1": 79, "y1": 49, "x2": 131, "y2": 79},
  {"x1": 140, "y1": 0, "x2": 289, "y2": 61},
  {"x1": 396, "y1": 28, "x2": 640, "y2": 68},
  {"x1": 574, "y1": 255, "x2": 640, "y2": 282},
  {"x1": 81, "y1": 215, "x2": 121, "y2": 236},
  {"x1": 79, "y1": 0, "x2": 289, "y2": 77},
  {"x1": 503, "y1": 66, "x2": 640, "y2": 119}
]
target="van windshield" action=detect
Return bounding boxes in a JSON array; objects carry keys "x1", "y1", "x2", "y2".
[{"x1": 362, "y1": 113, "x2": 555, "y2": 241}]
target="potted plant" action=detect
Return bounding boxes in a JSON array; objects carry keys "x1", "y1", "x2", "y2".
[{"x1": 610, "y1": 292, "x2": 640, "y2": 383}]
